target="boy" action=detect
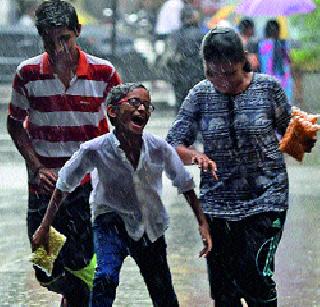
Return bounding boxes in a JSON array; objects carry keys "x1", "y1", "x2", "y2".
[
  {"x1": 32, "y1": 83, "x2": 212, "y2": 306},
  {"x1": 7, "y1": 1, "x2": 121, "y2": 305}
]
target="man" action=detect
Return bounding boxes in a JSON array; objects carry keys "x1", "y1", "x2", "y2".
[
  {"x1": 7, "y1": 1, "x2": 121, "y2": 306},
  {"x1": 164, "y1": 4, "x2": 204, "y2": 113}
]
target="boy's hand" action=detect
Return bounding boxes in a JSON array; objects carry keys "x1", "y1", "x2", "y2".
[
  {"x1": 32, "y1": 224, "x2": 50, "y2": 254},
  {"x1": 198, "y1": 221, "x2": 212, "y2": 258},
  {"x1": 192, "y1": 154, "x2": 218, "y2": 180},
  {"x1": 33, "y1": 167, "x2": 57, "y2": 194}
]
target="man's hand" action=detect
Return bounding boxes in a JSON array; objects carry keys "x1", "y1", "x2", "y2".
[
  {"x1": 35, "y1": 167, "x2": 58, "y2": 194},
  {"x1": 192, "y1": 154, "x2": 218, "y2": 180},
  {"x1": 198, "y1": 220, "x2": 213, "y2": 258},
  {"x1": 32, "y1": 224, "x2": 50, "y2": 254}
]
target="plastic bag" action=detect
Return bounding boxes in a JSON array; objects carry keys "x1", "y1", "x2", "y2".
[{"x1": 30, "y1": 226, "x2": 66, "y2": 276}]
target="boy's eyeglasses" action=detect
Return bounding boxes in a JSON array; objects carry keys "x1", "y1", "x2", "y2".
[{"x1": 119, "y1": 97, "x2": 155, "y2": 112}]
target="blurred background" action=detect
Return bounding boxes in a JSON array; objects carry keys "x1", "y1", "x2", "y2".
[{"x1": 0, "y1": 0, "x2": 319, "y2": 110}]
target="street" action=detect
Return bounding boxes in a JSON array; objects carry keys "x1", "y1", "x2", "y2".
[{"x1": 0, "y1": 82, "x2": 319, "y2": 306}]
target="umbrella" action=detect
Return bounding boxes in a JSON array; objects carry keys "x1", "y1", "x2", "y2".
[
  {"x1": 207, "y1": 5, "x2": 236, "y2": 28},
  {"x1": 236, "y1": 0, "x2": 316, "y2": 16}
]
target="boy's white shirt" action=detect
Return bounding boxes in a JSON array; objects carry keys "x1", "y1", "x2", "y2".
[{"x1": 56, "y1": 131, "x2": 195, "y2": 242}]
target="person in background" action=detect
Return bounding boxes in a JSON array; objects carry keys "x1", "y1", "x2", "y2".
[
  {"x1": 258, "y1": 19, "x2": 293, "y2": 103},
  {"x1": 165, "y1": 4, "x2": 204, "y2": 113},
  {"x1": 155, "y1": 0, "x2": 185, "y2": 39},
  {"x1": 32, "y1": 83, "x2": 212, "y2": 307},
  {"x1": 7, "y1": 1, "x2": 121, "y2": 305},
  {"x1": 238, "y1": 18, "x2": 259, "y2": 71},
  {"x1": 167, "y1": 27, "x2": 316, "y2": 306},
  {"x1": 155, "y1": 0, "x2": 185, "y2": 56}
]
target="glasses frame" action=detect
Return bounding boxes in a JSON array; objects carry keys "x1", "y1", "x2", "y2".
[{"x1": 117, "y1": 97, "x2": 155, "y2": 112}]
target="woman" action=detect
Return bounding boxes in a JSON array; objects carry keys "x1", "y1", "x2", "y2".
[
  {"x1": 258, "y1": 19, "x2": 293, "y2": 103},
  {"x1": 166, "y1": 27, "x2": 316, "y2": 306}
]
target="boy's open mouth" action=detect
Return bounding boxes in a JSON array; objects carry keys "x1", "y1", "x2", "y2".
[{"x1": 130, "y1": 114, "x2": 145, "y2": 127}]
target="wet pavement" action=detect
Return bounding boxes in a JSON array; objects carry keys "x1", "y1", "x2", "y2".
[{"x1": 0, "y1": 83, "x2": 319, "y2": 306}]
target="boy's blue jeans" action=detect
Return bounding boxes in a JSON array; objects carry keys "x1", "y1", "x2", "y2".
[{"x1": 91, "y1": 213, "x2": 179, "y2": 307}]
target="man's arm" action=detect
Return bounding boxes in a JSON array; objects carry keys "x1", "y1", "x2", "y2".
[
  {"x1": 7, "y1": 116, "x2": 57, "y2": 193},
  {"x1": 32, "y1": 189, "x2": 68, "y2": 252},
  {"x1": 183, "y1": 189, "x2": 212, "y2": 257}
]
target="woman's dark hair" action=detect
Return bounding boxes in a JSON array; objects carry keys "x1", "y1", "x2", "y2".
[
  {"x1": 201, "y1": 27, "x2": 251, "y2": 72},
  {"x1": 35, "y1": 0, "x2": 80, "y2": 36},
  {"x1": 265, "y1": 19, "x2": 280, "y2": 39},
  {"x1": 106, "y1": 83, "x2": 149, "y2": 125},
  {"x1": 238, "y1": 18, "x2": 254, "y2": 35}
]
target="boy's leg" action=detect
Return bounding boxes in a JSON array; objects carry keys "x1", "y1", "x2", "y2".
[
  {"x1": 130, "y1": 235, "x2": 179, "y2": 307},
  {"x1": 91, "y1": 214, "x2": 128, "y2": 307}
]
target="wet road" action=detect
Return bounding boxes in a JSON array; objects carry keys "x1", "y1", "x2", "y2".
[{"x1": 0, "y1": 84, "x2": 319, "y2": 306}]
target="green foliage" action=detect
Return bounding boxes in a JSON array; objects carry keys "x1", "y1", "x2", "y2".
[{"x1": 290, "y1": 0, "x2": 320, "y2": 71}]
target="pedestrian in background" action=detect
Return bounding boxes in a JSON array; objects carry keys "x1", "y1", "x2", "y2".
[
  {"x1": 238, "y1": 18, "x2": 259, "y2": 71},
  {"x1": 167, "y1": 27, "x2": 316, "y2": 306},
  {"x1": 164, "y1": 4, "x2": 204, "y2": 113},
  {"x1": 155, "y1": 0, "x2": 185, "y2": 56},
  {"x1": 258, "y1": 19, "x2": 293, "y2": 103},
  {"x1": 32, "y1": 83, "x2": 212, "y2": 307},
  {"x1": 7, "y1": 1, "x2": 121, "y2": 305}
]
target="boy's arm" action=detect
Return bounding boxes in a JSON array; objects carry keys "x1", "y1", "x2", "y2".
[
  {"x1": 183, "y1": 189, "x2": 212, "y2": 257},
  {"x1": 32, "y1": 189, "x2": 68, "y2": 253}
]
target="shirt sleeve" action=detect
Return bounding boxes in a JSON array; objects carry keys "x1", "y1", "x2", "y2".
[
  {"x1": 166, "y1": 86, "x2": 200, "y2": 147},
  {"x1": 272, "y1": 79, "x2": 291, "y2": 136},
  {"x1": 56, "y1": 143, "x2": 97, "y2": 192},
  {"x1": 8, "y1": 69, "x2": 29, "y2": 121},
  {"x1": 104, "y1": 68, "x2": 122, "y2": 96},
  {"x1": 162, "y1": 140, "x2": 195, "y2": 194}
]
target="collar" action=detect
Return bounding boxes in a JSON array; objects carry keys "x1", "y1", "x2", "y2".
[
  {"x1": 110, "y1": 130, "x2": 148, "y2": 165},
  {"x1": 40, "y1": 46, "x2": 89, "y2": 76}
]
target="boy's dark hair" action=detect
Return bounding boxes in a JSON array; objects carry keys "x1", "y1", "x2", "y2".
[
  {"x1": 238, "y1": 18, "x2": 254, "y2": 35},
  {"x1": 201, "y1": 27, "x2": 251, "y2": 72},
  {"x1": 265, "y1": 19, "x2": 280, "y2": 39},
  {"x1": 106, "y1": 83, "x2": 149, "y2": 125},
  {"x1": 35, "y1": 0, "x2": 80, "y2": 36}
]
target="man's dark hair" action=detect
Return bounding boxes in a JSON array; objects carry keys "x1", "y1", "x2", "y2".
[
  {"x1": 265, "y1": 19, "x2": 280, "y2": 39},
  {"x1": 35, "y1": 0, "x2": 80, "y2": 36},
  {"x1": 180, "y1": 4, "x2": 199, "y2": 26},
  {"x1": 238, "y1": 18, "x2": 254, "y2": 35},
  {"x1": 201, "y1": 27, "x2": 251, "y2": 71},
  {"x1": 106, "y1": 83, "x2": 149, "y2": 125}
]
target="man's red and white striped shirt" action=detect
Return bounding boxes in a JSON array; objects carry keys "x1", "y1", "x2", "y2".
[{"x1": 8, "y1": 48, "x2": 121, "y2": 192}]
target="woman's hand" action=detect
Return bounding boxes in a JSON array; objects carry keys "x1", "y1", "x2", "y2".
[
  {"x1": 32, "y1": 224, "x2": 50, "y2": 253},
  {"x1": 198, "y1": 220, "x2": 213, "y2": 258},
  {"x1": 301, "y1": 135, "x2": 317, "y2": 153},
  {"x1": 192, "y1": 154, "x2": 218, "y2": 180}
]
